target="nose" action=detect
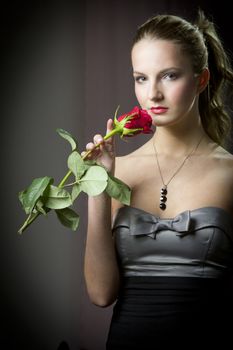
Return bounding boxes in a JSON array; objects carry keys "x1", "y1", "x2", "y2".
[{"x1": 148, "y1": 82, "x2": 164, "y2": 101}]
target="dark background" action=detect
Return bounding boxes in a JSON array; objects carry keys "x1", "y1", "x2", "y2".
[{"x1": 1, "y1": 1, "x2": 233, "y2": 349}]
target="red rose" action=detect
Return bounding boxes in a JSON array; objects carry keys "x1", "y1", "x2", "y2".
[
  {"x1": 84, "y1": 106, "x2": 153, "y2": 156},
  {"x1": 115, "y1": 106, "x2": 153, "y2": 137}
]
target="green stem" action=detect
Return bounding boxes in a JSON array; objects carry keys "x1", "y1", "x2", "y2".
[
  {"x1": 58, "y1": 170, "x2": 72, "y2": 188},
  {"x1": 18, "y1": 211, "x2": 41, "y2": 234}
]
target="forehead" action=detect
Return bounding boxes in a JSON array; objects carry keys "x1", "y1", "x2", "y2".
[{"x1": 131, "y1": 38, "x2": 192, "y2": 72}]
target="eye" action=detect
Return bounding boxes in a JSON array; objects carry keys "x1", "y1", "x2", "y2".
[
  {"x1": 134, "y1": 75, "x2": 147, "y2": 83},
  {"x1": 162, "y1": 72, "x2": 178, "y2": 80}
]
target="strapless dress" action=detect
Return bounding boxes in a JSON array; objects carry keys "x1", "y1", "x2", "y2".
[{"x1": 106, "y1": 206, "x2": 233, "y2": 349}]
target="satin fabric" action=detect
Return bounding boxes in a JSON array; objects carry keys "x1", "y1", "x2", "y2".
[
  {"x1": 106, "y1": 276, "x2": 233, "y2": 349},
  {"x1": 113, "y1": 206, "x2": 233, "y2": 278},
  {"x1": 106, "y1": 206, "x2": 233, "y2": 349}
]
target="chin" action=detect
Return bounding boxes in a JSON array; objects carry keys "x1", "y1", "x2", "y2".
[
  {"x1": 152, "y1": 113, "x2": 183, "y2": 127},
  {"x1": 152, "y1": 117, "x2": 170, "y2": 126}
]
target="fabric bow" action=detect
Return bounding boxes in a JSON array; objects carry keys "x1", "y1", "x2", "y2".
[{"x1": 130, "y1": 210, "x2": 191, "y2": 239}]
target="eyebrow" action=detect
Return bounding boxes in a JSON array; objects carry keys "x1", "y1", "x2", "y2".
[{"x1": 133, "y1": 67, "x2": 181, "y2": 75}]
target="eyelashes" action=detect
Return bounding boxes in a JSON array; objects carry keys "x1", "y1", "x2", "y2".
[
  {"x1": 134, "y1": 76, "x2": 147, "y2": 83},
  {"x1": 162, "y1": 72, "x2": 178, "y2": 80},
  {"x1": 133, "y1": 72, "x2": 179, "y2": 84}
]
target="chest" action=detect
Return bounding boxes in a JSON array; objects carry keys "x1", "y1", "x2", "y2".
[{"x1": 127, "y1": 157, "x2": 233, "y2": 217}]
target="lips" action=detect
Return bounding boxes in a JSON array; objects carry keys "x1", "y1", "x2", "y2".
[{"x1": 150, "y1": 107, "x2": 168, "y2": 115}]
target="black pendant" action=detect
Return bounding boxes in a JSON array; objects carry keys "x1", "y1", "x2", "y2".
[{"x1": 159, "y1": 186, "x2": 167, "y2": 210}]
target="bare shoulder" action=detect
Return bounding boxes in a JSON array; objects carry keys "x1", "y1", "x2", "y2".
[
  {"x1": 212, "y1": 145, "x2": 233, "y2": 189},
  {"x1": 115, "y1": 152, "x2": 137, "y2": 178},
  {"x1": 111, "y1": 140, "x2": 152, "y2": 215},
  {"x1": 213, "y1": 145, "x2": 233, "y2": 166},
  {"x1": 111, "y1": 154, "x2": 134, "y2": 216},
  {"x1": 216, "y1": 147, "x2": 233, "y2": 213},
  {"x1": 115, "y1": 141, "x2": 152, "y2": 184}
]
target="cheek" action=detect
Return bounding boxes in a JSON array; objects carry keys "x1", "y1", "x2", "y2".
[
  {"x1": 171, "y1": 82, "x2": 197, "y2": 103},
  {"x1": 134, "y1": 85, "x2": 144, "y2": 103}
]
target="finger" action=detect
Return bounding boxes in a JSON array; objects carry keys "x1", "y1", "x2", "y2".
[
  {"x1": 105, "y1": 119, "x2": 114, "y2": 143},
  {"x1": 105, "y1": 119, "x2": 116, "y2": 148},
  {"x1": 86, "y1": 142, "x2": 95, "y2": 151},
  {"x1": 82, "y1": 146, "x2": 101, "y2": 160},
  {"x1": 93, "y1": 134, "x2": 104, "y2": 145},
  {"x1": 106, "y1": 119, "x2": 114, "y2": 135}
]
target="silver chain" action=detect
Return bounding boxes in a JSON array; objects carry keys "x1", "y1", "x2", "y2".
[{"x1": 152, "y1": 135, "x2": 203, "y2": 188}]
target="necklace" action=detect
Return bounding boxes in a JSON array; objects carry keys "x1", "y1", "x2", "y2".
[{"x1": 152, "y1": 135, "x2": 203, "y2": 210}]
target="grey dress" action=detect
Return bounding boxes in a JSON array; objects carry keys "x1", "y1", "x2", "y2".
[{"x1": 106, "y1": 206, "x2": 233, "y2": 349}]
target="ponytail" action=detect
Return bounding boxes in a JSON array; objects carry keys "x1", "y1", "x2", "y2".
[{"x1": 195, "y1": 10, "x2": 233, "y2": 146}]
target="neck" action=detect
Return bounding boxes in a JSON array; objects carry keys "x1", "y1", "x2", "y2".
[{"x1": 152, "y1": 118, "x2": 206, "y2": 157}]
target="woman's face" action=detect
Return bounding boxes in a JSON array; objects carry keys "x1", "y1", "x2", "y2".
[{"x1": 131, "y1": 38, "x2": 201, "y2": 127}]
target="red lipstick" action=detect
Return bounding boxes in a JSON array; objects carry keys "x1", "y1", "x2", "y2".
[{"x1": 151, "y1": 107, "x2": 168, "y2": 115}]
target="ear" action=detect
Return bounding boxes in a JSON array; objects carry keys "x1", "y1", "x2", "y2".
[{"x1": 197, "y1": 68, "x2": 210, "y2": 93}]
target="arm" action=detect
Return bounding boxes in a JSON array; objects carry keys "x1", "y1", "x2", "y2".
[
  {"x1": 84, "y1": 193, "x2": 120, "y2": 307},
  {"x1": 83, "y1": 119, "x2": 120, "y2": 307}
]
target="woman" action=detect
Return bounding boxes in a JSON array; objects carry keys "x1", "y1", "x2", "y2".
[{"x1": 83, "y1": 10, "x2": 233, "y2": 348}]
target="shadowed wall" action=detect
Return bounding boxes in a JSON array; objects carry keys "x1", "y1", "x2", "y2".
[{"x1": 1, "y1": 1, "x2": 232, "y2": 349}]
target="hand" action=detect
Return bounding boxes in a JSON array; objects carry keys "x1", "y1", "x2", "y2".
[{"x1": 82, "y1": 119, "x2": 115, "y2": 174}]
